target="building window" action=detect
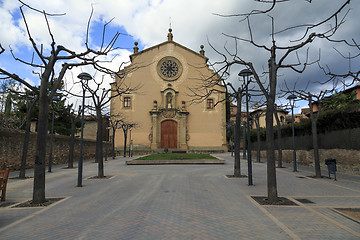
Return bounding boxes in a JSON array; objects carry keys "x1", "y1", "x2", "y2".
[
  {"x1": 280, "y1": 116, "x2": 285, "y2": 123},
  {"x1": 124, "y1": 97, "x2": 131, "y2": 108},
  {"x1": 206, "y1": 99, "x2": 214, "y2": 109}
]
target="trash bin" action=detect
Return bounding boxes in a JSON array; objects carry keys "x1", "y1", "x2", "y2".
[{"x1": 325, "y1": 158, "x2": 337, "y2": 180}]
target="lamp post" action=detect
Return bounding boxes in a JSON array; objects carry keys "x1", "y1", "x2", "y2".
[
  {"x1": 242, "y1": 122, "x2": 246, "y2": 159},
  {"x1": 239, "y1": 69, "x2": 253, "y2": 186},
  {"x1": 128, "y1": 126, "x2": 132, "y2": 157},
  {"x1": 77, "y1": 72, "x2": 92, "y2": 187},
  {"x1": 105, "y1": 125, "x2": 110, "y2": 161},
  {"x1": 287, "y1": 94, "x2": 297, "y2": 172},
  {"x1": 231, "y1": 123, "x2": 235, "y2": 157},
  {"x1": 48, "y1": 95, "x2": 60, "y2": 173}
]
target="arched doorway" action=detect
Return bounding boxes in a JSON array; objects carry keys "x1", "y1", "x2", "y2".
[{"x1": 161, "y1": 120, "x2": 177, "y2": 148}]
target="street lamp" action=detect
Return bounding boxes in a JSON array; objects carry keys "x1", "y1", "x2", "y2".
[
  {"x1": 77, "y1": 72, "x2": 92, "y2": 187},
  {"x1": 48, "y1": 95, "x2": 60, "y2": 173},
  {"x1": 105, "y1": 124, "x2": 110, "y2": 162},
  {"x1": 239, "y1": 68, "x2": 253, "y2": 186},
  {"x1": 129, "y1": 124, "x2": 134, "y2": 157},
  {"x1": 241, "y1": 122, "x2": 246, "y2": 159},
  {"x1": 287, "y1": 94, "x2": 297, "y2": 172}
]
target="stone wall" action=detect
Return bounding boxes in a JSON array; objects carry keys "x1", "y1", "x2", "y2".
[
  {"x1": 0, "y1": 128, "x2": 109, "y2": 171},
  {"x1": 249, "y1": 128, "x2": 360, "y2": 176},
  {"x1": 252, "y1": 149, "x2": 360, "y2": 176}
]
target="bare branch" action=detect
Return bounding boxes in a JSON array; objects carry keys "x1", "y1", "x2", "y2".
[
  {"x1": 85, "y1": 4, "x2": 94, "y2": 49},
  {"x1": 213, "y1": 0, "x2": 288, "y2": 19},
  {"x1": 18, "y1": 0, "x2": 66, "y2": 16}
]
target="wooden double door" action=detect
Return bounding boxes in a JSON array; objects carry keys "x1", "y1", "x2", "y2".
[{"x1": 161, "y1": 120, "x2": 177, "y2": 148}]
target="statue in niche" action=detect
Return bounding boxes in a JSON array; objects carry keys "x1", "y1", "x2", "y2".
[
  {"x1": 166, "y1": 92, "x2": 173, "y2": 109},
  {"x1": 181, "y1": 101, "x2": 186, "y2": 110}
]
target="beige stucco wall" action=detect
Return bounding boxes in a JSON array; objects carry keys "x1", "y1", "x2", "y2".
[
  {"x1": 110, "y1": 36, "x2": 226, "y2": 151},
  {"x1": 82, "y1": 121, "x2": 98, "y2": 141},
  {"x1": 251, "y1": 110, "x2": 287, "y2": 129}
]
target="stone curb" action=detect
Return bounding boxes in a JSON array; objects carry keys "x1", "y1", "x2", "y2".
[{"x1": 126, "y1": 159, "x2": 225, "y2": 165}]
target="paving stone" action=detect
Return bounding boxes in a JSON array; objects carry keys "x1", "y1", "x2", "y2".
[{"x1": 0, "y1": 153, "x2": 359, "y2": 239}]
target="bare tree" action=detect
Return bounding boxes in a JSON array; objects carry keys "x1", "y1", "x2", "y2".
[
  {"x1": 67, "y1": 105, "x2": 81, "y2": 168},
  {"x1": 212, "y1": 0, "x2": 351, "y2": 202},
  {"x1": 108, "y1": 113, "x2": 124, "y2": 159},
  {"x1": 285, "y1": 87, "x2": 331, "y2": 178},
  {"x1": 251, "y1": 106, "x2": 265, "y2": 163},
  {"x1": 223, "y1": 82, "x2": 247, "y2": 177},
  {"x1": 319, "y1": 38, "x2": 360, "y2": 83},
  {"x1": 274, "y1": 105, "x2": 287, "y2": 168},
  {"x1": 118, "y1": 120, "x2": 137, "y2": 158},
  {"x1": 233, "y1": 89, "x2": 245, "y2": 177},
  {"x1": 188, "y1": 66, "x2": 245, "y2": 177},
  {"x1": 19, "y1": 91, "x2": 39, "y2": 178},
  {"x1": 0, "y1": 2, "x2": 127, "y2": 203},
  {"x1": 74, "y1": 74, "x2": 138, "y2": 177}
]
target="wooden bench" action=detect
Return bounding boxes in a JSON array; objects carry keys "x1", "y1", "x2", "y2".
[{"x1": 0, "y1": 169, "x2": 9, "y2": 201}]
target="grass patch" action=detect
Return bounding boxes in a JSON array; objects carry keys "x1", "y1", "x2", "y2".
[{"x1": 136, "y1": 153, "x2": 217, "y2": 160}]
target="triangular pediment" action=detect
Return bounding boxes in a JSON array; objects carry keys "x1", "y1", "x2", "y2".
[{"x1": 129, "y1": 40, "x2": 208, "y2": 63}]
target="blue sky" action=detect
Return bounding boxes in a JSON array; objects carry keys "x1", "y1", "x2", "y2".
[{"x1": 1, "y1": 0, "x2": 359, "y2": 113}]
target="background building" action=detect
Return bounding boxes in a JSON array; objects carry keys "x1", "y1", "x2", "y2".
[
  {"x1": 250, "y1": 107, "x2": 287, "y2": 128},
  {"x1": 110, "y1": 29, "x2": 227, "y2": 153}
]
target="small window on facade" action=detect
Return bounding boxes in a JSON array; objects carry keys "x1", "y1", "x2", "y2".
[
  {"x1": 206, "y1": 99, "x2": 214, "y2": 109},
  {"x1": 124, "y1": 96, "x2": 131, "y2": 108}
]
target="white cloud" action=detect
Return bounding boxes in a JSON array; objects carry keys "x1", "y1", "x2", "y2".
[
  {"x1": 0, "y1": 5, "x2": 28, "y2": 50},
  {"x1": 0, "y1": 0, "x2": 359, "y2": 112}
]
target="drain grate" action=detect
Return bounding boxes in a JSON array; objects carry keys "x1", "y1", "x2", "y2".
[{"x1": 295, "y1": 198, "x2": 314, "y2": 204}]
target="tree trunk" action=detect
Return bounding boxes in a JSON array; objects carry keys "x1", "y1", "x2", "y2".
[
  {"x1": 123, "y1": 128, "x2": 128, "y2": 158},
  {"x1": 234, "y1": 92, "x2": 242, "y2": 177},
  {"x1": 68, "y1": 116, "x2": 76, "y2": 168},
  {"x1": 274, "y1": 113, "x2": 283, "y2": 168},
  {"x1": 309, "y1": 95, "x2": 321, "y2": 178},
  {"x1": 19, "y1": 101, "x2": 33, "y2": 179},
  {"x1": 96, "y1": 108, "x2": 104, "y2": 178},
  {"x1": 32, "y1": 78, "x2": 50, "y2": 204},
  {"x1": 242, "y1": 125, "x2": 246, "y2": 159},
  {"x1": 266, "y1": 49, "x2": 279, "y2": 203},
  {"x1": 312, "y1": 118, "x2": 321, "y2": 177},
  {"x1": 255, "y1": 119, "x2": 261, "y2": 163}
]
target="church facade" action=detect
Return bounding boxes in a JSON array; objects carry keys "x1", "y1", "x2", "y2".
[{"x1": 110, "y1": 29, "x2": 227, "y2": 153}]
